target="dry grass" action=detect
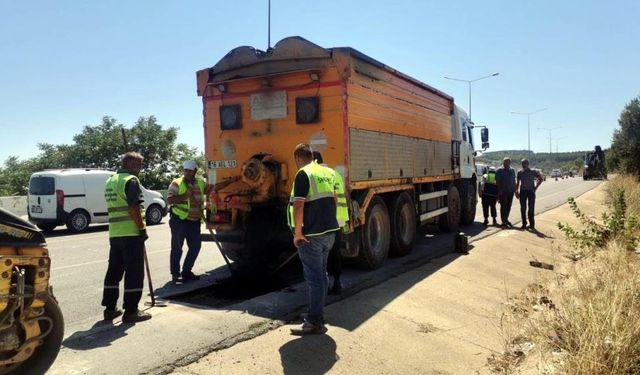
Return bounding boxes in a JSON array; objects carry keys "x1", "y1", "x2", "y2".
[
  {"x1": 606, "y1": 175, "x2": 640, "y2": 217},
  {"x1": 493, "y1": 176, "x2": 640, "y2": 374}
]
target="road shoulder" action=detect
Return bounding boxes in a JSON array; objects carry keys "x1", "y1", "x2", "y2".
[{"x1": 171, "y1": 183, "x2": 607, "y2": 375}]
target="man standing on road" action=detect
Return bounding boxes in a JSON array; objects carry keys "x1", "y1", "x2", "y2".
[
  {"x1": 167, "y1": 160, "x2": 211, "y2": 283},
  {"x1": 289, "y1": 144, "x2": 339, "y2": 335},
  {"x1": 496, "y1": 157, "x2": 516, "y2": 228},
  {"x1": 102, "y1": 151, "x2": 152, "y2": 323},
  {"x1": 515, "y1": 159, "x2": 543, "y2": 230},
  {"x1": 479, "y1": 167, "x2": 499, "y2": 226}
]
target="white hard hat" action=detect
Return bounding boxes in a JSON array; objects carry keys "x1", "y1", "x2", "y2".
[{"x1": 183, "y1": 160, "x2": 197, "y2": 170}]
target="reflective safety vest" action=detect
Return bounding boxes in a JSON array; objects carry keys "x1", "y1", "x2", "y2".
[
  {"x1": 334, "y1": 171, "x2": 351, "y2": 233},
  {"x1": 487, "y1": 171, "x2": 496, "y2": 185},
  {"x1": 288, "y1": 162, "x2": 339, "y2": 236},
  {"x1": 483, "y1": 171, "x2": 499, "y2": 197},
  {"x1": 105, "y1": 172, "x2": 143, "y2": 238},
  {"x1": 171, "y1": 177, "x2": 206, "y2": 220}
]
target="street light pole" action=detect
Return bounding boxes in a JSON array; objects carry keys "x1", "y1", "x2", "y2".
[
  {"x1": 537, "y1": 126, "x2": 562, "y2": 154},
  {"x1": 511, "y1": 108, "x2": 548, "y2": 154},
  {"x1": 444, "y1": 72, "x2": 499, "y2": 121},
  {"x1": 555, "y1": 136, "x2": 567, "y2": 153}
]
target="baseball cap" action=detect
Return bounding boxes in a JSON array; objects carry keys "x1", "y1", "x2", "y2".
[{"x1": 183, "y1": 160, "x2": 197, "y2": 170}]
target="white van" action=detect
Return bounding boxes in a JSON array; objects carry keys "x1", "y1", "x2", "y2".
[{"x1": 27, "y1": 169, "x2": 167, "y2": 232}]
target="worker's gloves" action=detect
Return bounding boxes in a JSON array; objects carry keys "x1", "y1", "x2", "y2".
[{"x1": 139, "y1": 228, "x2": 149, "y2": 242}]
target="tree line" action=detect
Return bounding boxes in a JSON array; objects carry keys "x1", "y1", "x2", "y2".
[{"x1": 0, "y1": 116, "x2": 203, "y2": 196}]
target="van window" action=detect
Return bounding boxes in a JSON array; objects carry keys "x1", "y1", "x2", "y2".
[{"x1": 29, "y1": 176, "x2": 55, "y2": 195}]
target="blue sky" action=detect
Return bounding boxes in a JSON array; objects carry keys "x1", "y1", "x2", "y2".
[{"x1": 1, "y1": 0, "x2": 639, "y2": 163}]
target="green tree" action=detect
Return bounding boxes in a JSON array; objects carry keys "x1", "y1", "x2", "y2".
[
  {"x1": 0, "y1": 116, "x2": 202, "y2": 195},
  {"x1": 609, "y1": 96, "x2": 640, "y2": 175}
]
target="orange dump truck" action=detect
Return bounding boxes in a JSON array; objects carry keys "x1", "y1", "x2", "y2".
[{"x1": 196, "y1": 37, "x2": 488, "y2": 271}]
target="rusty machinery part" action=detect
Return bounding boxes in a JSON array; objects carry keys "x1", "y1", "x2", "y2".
[
  {"x1": 241, "y1": 158, "x2": 267, "y2": 188},
  {"x1": 0, "y1": 208, "x2": 63, "y2": 374}
]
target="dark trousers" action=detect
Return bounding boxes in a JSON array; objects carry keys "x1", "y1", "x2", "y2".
[
  {"x1": 481, "y1": 195, "x2": 497, "y2": 220},
  {"x1": 102, "y1": 236, "x2": 145, "y2": 311},
  {"x1": 499, "y1": 192, "x2": 515, "y2": 224},
  {"x1": 169, "y1": 215, "x2": 202, "y2": 275},
  {"x1": 519, "y1": 189, "x2": 536, "y2": 227},
  {"x1": 328, "y1": 231, "x2": 342, "y2": 284}
]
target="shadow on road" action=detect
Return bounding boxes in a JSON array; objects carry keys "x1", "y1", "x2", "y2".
[
  {"x1": 62, "y1": 320, "x2": 133, "y2": 350},
  {"x1": 279, "y1": 334, "x2": 337, "y2": 375}
]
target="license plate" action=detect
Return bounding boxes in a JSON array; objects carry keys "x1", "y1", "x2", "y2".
[
  {"x1": 208, "y1": 160, "x2": 237, "y2": 169},
  {"x1": 31, "y1": 205, "x2": 43, "y2": 214}
]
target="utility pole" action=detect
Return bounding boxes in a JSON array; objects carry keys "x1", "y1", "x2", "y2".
[
  {"x1": 444, "y1": 72, "x2": 499, "y2": 121},
  {"x1": 511, "y1": 108, "x2": 548, "y2": 154},
  {"x1": 537, "y1": 126, "x2": 561, "y2": 153}
]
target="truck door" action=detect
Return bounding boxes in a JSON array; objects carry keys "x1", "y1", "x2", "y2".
[{"x1": 28, "y1": 175, "x2": 57, "y2": 221}]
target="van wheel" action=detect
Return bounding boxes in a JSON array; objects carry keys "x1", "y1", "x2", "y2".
[
  {"x1": 389, "y1": 192, "x2": 416, "y2": 256},
  {"x1": 459, "y1": 179, "x2": 477, "y2": 225},
  {"x1": 37, "y1": 224, "x2": 56, "y2": 233},
  {"x1": 356, "y1": 196, "x2": 390, "y2": 269},
  {"x1": 439, "y1": 185, "x2": 460, "y2": 232},
  {"x1": 145, "y1": 204, "x2": 164, "y2": 225},
  {"x1": 66, "y1": 210, "x2": 90, "y2": 233}
]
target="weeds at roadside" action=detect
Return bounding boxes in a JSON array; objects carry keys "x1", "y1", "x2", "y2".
[{"x1": 491, "y1": 176, "x2": 640, "y2": 374}]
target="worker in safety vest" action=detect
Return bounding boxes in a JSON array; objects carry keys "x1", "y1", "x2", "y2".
[
  {"x1": 167, "y1": 160, "x2": 212, "y2": 283},
  {"x1": 479, "y1": 166, "x2": 499, "y2": 226},
  {"x1": 312, "y1": 151, "x2": 349, "y2": 295},
  {"x1": 102, "y1": 151, "x2": 152, "y2": 323},
  {"x1": 288, "y1": 144, "x2": 339, "y2": 335}
]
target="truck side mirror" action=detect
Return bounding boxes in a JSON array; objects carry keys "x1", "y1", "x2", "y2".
[
  {"x1": 482, "y1": 142, "x2": 490, "y2": 149},
  {"x1": 481, "y1": 128, "x2": 489, "y2": 143}
]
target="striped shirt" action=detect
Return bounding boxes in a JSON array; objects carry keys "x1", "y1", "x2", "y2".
[{"x1": 167, "y1": 179, "x2": 205, "y2": 221}]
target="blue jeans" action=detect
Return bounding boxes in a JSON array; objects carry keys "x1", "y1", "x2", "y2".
[
  {"x1": 169, "y1": 215, "x2": 202, "y2": 275},
  {"x1": 298, "y1": 232, "x2": 336, "y2": 325}
]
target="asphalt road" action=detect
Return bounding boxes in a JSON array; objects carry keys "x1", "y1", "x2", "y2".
[{"x1": 44, "y1": 176, "x2": 601, "y2": 374}]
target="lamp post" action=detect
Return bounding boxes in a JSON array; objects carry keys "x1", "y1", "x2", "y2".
[
  {"x1": 511, "y1": 108, "x2": 548, "y2": 154},
  {"x1": 555, "y1": 136, "x2": 567, "y2": 153},
  {"x1": 537, "y1": 126, "x2": 562, "y2": 154},
  {"x1": 444, "y1": 72, "x2": 499, "y2": 121}
]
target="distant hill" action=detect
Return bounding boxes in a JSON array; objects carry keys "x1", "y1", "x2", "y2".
[{"x1": 476, "y1": 149, "x2": 596, "y2": 173}]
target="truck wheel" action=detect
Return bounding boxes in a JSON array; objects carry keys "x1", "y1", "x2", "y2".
[
  {"x1": 37, "y1": 224, "x2": 57, "y2": 233},
  {"x1": 439, "y1": 185, "x2": 460, "y2": 232},
  {"x1": 66, "y1": 209, "x2": 90, "y2": 233},
  {"x1": 459, "y1": 179, "x2": 477, "y2": 225},
  {"x1": 10, "y1": 294, "x2": 64, "y2": 375},
  {"x1": 356, "y1": 196, "x2": 390, "y2": 269},
  {"x1": 145, "y1": 204, "x2": 164, "y2": 225},
  {"x1": 389, "y1": 192, "x2": 416, "y2": 256}
]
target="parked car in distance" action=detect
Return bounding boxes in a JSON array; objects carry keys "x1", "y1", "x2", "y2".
[
  {"x1": 476, "y1": 163, "x2": 489, "y2": 177},
  {"x1": 550, "y1": 169, "x2": 563, "y2": 179},
  {"x1": 27, "y1": 169, "x2": 167, "y2": 232}
]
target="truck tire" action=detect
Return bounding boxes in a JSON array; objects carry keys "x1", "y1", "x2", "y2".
[
  {"x1": 145, "y1": 204, "x2": 164, "y2": 225},
  {"x1": 356, "y1": 196, "x2": 390, "y2": 269},
  {"x1": 438, "y1": 185, "x2": 460, "y2": 233},
  {"x1": 459, "y1": 179, "x2": 477, "y2": 225},
  {"x1": 388, "y1": 192, "x2": 416, "y2": 256},
  {"x1": 10, "y1": 294, "x2": 64, "y2": 375},
  {"x1": 66, "y1": 209, "x2": 90, "y2": 233}
]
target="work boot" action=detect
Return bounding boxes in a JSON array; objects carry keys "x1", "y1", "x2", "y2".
[
  {"x1": 492, "y1": 218, "x2": 498, "y2": 226},
  {"x1": 483, "y1": 218, "x2": 489, "y2": 226},
  {"x1": 122, "y1": 309, "x2": 152, "y2": 323},
  {"x1": 172, "y1": 274, "x2": 181, "y2": 283},
  {"x1": 181, "y1": 271, "x2": 200, "y2": 282},
  {"x1": 290, "y1": 321, "x2": 327, "y2": 336},
  {"x1": 103, "y1": 308, "x2": 123, "y2": 321}
]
